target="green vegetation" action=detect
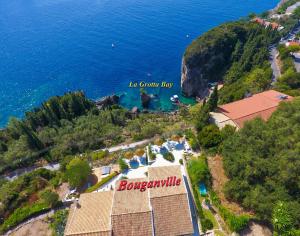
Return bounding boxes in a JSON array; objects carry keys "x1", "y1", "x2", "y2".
[
  {"x1": 0, "y1": 168, "x2": 59, "y2": 225},
  {"x1": 148, "y1": 145, "x2": 156, "y2": 160},
  {"x1": 187, "y1": 156, "x2": 213, "y2": 232},
  {"x1": 0, "y1": 92, "x2": 181, "y2": 175},
  {"x1": 210, "y1": 191, "x2": 250, "y2": 233},
  {"x1": 198, "y1": 125, "x2": 222, "y2": 149},
  {"x1": 40, "y1": 189, "x2": 59, "y2": 208},
  {"x1": 49, "y1": 209, "x2": 69, "y2": 236},
  {"x1": 187, "y1": 156, "x2": 211, "y2": 187},
  {"x1": 184, "y1": 20, "x2": 279, "y2": 104},
  {"x1": 275, "y1": 44, "x2": 300, "y2": 96},
  {"x1": 277, "y1": 0, "x2": 299, "y2": 14},
  {"x1": 162, "y1": 152, "x2": 175, "y2": 162},
  {"x1": 65, "y1": 158, "x2": 91, "y2": 188},
  {"x1": 221, "y1": 98, "x2": 300, "y2": 234},
  {"x1": 85, "y1": 171, "x2": 118, "y2": 193},
  {"x1": 118, "y1": 158, "x2": 129, "y2": 172},
  {"x1": 90, "y1": 150, "x2": 109, "y2": 161},
  {"x1": 0, "y1": 202, "x2": 50, "y2": 233}
]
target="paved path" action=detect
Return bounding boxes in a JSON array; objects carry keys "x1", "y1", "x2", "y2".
[
  {"x1": 3, "y1": 139, "x2": 152, "y2": 181},
  {"x1": 269, "y1": 46, "x2": 281, "y2": 84},
  {"x1": 100, "y1": 139, "x2": 152, "y2": 153},
  {"x1": 4, "y1": 163, "x2": 60, "y2": 182}
]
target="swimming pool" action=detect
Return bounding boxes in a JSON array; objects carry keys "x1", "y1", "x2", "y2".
[
  {"x1": 130, "y1": 160, "x2": 139, "y2": 169},
  {"x1": 199, "y1": 183, "x2": 207, "y2": 196}
]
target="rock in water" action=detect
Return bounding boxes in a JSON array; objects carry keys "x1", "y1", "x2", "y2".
[
  {"x1": 95, "y1": 95, "x2": 119, "y2": 109},
  {"x1": 140, "y1": 92, "x2": 151, "y2": 108}
]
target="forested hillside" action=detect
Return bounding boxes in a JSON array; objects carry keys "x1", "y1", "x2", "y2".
[
  {"x1": 182, "y1": 20, "x2": 279, "y2": 102},
  {"x1": 222, "y1": 98, "x2": 300, "y2": 235},
  {"x1": 0, "y1": 92, "x2": 177, "y2": 174}
]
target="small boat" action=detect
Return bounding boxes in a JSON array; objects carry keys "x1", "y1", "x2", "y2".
[
  {"x1": 186, "y1": 34, "x2": 190, "y2": 38},
  {"x1": 170, "y1": 95, "x2": 179, "y2": 103},
  {"x1": 111, "y1": 43, "x2": 115, "y2": 48}
]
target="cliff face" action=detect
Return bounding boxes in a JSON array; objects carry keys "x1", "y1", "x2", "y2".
[
  {"x1": 181, "y1": 22, "x2": 247, "y2": 97},
  {"x1": 181, "y1": 53, "x2": 227, "y2": 98}
]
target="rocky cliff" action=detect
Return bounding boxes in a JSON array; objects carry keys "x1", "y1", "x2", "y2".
[{"x1": 181, "y1": 22, "x2": 248, "y2": 97}]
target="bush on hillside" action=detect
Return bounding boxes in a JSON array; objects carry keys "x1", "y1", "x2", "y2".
[{"x1": 163, "y1": 152, "x2": 175, "y2": 162}]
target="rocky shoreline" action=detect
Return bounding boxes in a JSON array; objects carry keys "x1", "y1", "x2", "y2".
[{"x1": 180, "y1": 0, "x2": 286, "y2": 98}]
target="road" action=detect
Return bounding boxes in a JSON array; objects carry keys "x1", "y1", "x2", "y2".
[
  {"x1": 3, "y1": 139, "x2": 152, "y2": 181},
  {"x1": 4, "y1": 163, "x2": 60, "y2": 182},
  {"x1": 269, "y1": 20, "x2": 300, "y2": 83},
  {"x1": 269, "y1": 46, "x2": 281, "y2": 84},
  {"x1": 292, "y1": 52, "x2": 300, "y2": 72}
]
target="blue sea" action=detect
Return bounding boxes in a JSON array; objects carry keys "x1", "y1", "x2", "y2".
[{"x1": 0, "y1": 0, "x2": 278, "y2": 127}]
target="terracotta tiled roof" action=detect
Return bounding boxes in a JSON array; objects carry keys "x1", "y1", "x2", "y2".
[
  {"x1": 112, "y1": 178, "x2": 151, "y2": 214},
  {"x1": 151, "y1": 194, "x2": 194, "y2": 236},
  {"x1": 148, "y1": 165, "x2": 194, "y2": 236},
  {"x1": 112, "y1": 178, "x2": 153, "y2": 236},
  {"x1": 111, "y1": 212, "x2": 153, "y2": 236},
  {"x1": 218, "y1": 90, "x2": 292, "y2": 128},
  {"x1": 234, "y1": 107, "x2": 277, "y2": 128},
  {"x1": 148, "y1": 165, "x2": 186, "y2": 198},
  {"x1": 65, "y1": 166, "x2": 194, "y2": 236},
  {"x1": 64, "y1": 191, "x2": 113, "y2": 236}
]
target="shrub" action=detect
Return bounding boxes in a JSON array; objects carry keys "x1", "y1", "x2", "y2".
[
  {"x1": 171, "y1": 134, "x2": 181, "y2": 142},
  {"x1": 85, "y1": 171, "x2": 118, "y2": 193},
  {"x1": 50, "y1": 209, "x2": 69, "y2": 236},
  {"x1": 210, "y1": 191, "x2": 249, "y2": 232},
  {"x1": 40, "y1": 190, "x2": 59, "y2": 208},
  {"x1": 148, "y1": 145, "x2": 156, "y2": 160},
  {"x1": 91, "y1": 150, "x2": 109, "y2": 161},
  {"x1": 150, "y1": 152, "x2": 156, "y2": 160},
  {"x1": 135, "y1": 148, "x2": 145, "y2": 157},
  {"x1": 154, "y1": 138, "x2": 164, "y2": 146},
  {"x1": 163, "y1": 152, "x2": 175, "y2": 162},
  {"x1": 124, "y1": 151, "x2": 134, "y2": 160},
  {"x1": 179, "y1": 159, "x2": 183, "y2": 165},
  {"x1": 118, "y1": 158, "x2": 129, "y2": 172},
  {"x1": 202, "y1": 218, "x2": 214, "y2": 230}
]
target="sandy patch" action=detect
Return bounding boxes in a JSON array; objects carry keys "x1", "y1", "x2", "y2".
[
  {"x1": 207, "y1": 155, "x2": 253, "y2": 216},
  {"x1": 240, "y1": 221, "x2": 272, "y2": 236},
  {"x1": 9, "y1": 219, "x2": 51, "y2": 236},
  {"x1": 56, "y1": 182, "x2": 70, "y2": 200}
]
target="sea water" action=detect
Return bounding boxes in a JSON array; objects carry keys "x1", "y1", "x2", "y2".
[{"x1": 0, "y1": 0, "x2": 278, "y2": 126}]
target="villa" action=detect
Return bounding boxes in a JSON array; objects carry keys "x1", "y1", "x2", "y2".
[
  {"x1": 64, "y1": 165, "x2": 194, "y2": 236},
  {"x1": 210, "y1": 90, "x2": 293, "y2": 129},
  {"x1": 252, "y1": 17, "x2": 284, "y2": 31}
]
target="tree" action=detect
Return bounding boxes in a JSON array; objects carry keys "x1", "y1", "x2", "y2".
[
  {"x1": 198, "y1": 125, "x2": 222, "y2": 148},
  {"x1": 208, "y1": 85, "x2": 218, "y2": 111},
  {"x1": 40, "y1": 189, "x2": 59, "y2": 208},
  {"x1": 195, "y1": 105, "x2": 210, "y2": 132},
  {"x1": 65, "y1": 158, "x2": 91, "y2": 188},
  {"x1": 118, "y1": 158, "x2": 129, "y2": 172}
]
